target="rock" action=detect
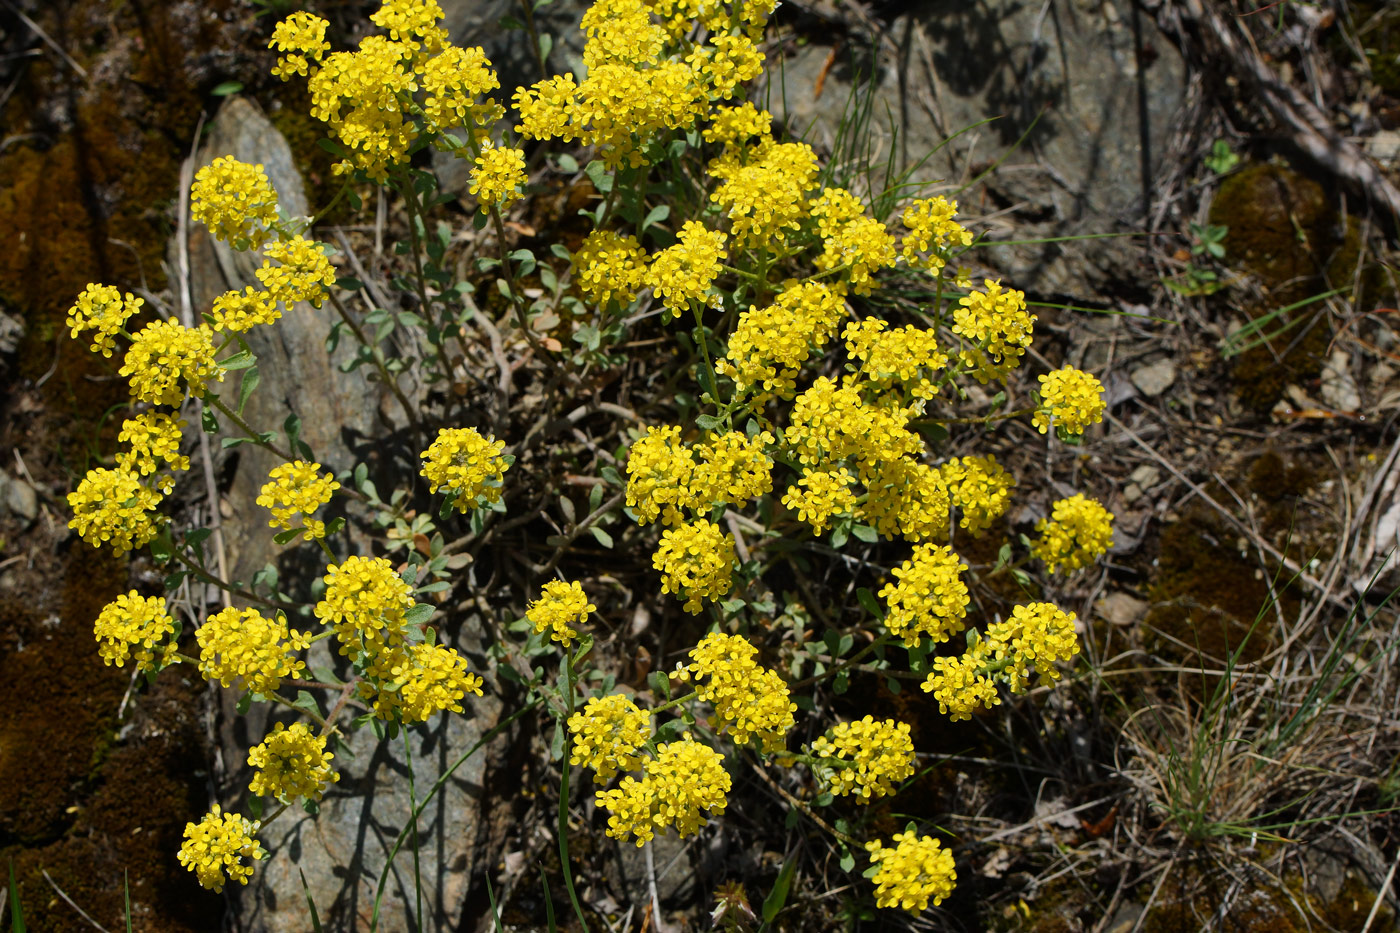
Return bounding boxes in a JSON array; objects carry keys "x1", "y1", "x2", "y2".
[
  {"x1": 1130, "y1": 359, "x2": 1176, "y2": 398},
  {"x1": 1098, "y1": 592, "x2": 1147, "y2": 626},
  {"x1": 186, "y1": 97, "x2": 500, "y2": 933},
  {"x1": 4, "y1": 476, "x2": 37, "y2": 523},
  {"x1": 1367, "y1": 129, "x2": 1400, "y2": 164},
  {"x1": 1129, "y1": 465, "x2": 1161, "y2": 488},
  {"x1": 1122, "y1": 483, "x2": 1143, "y2": 504},
  {"x1": 1319, "y1": 348, "x2": 1360, "y2": 412}
]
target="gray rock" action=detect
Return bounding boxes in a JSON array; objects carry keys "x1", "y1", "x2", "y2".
[
  {"x1": 1129, "y1": 464, "x2": 1161, "y2": 487},
  {"x1": 185, "y1": 97, "x2": 500, "y2": 933},
  {"x1": 1098, "y1": 592, "x2": 1147, "y2": 627},
  {"x1": 1130, "y1": 359, "x2": 1176, "y2": 397},
  {"x1": 4, "y1": 475, "x2": 37, "y2": 523},
  {"x1": 1320, "y1": 348, "x2": 1360, "y2": 413}
]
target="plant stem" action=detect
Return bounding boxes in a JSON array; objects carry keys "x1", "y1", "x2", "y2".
[
  {"x1": 207, "y1": 396, "x2": 296, "y2": 461},
  {"x1": 516, "y1": 0, "x2": 550, "y2": 81},
  {"x1": 558, "y1": 649, "x2": 592, "y2": 931},
  {"x1": 326, "y1": 292, "x2": 421, "y2": 426},
  {"x1": 487, "y1": 205, "x2": 550, "y2": 359},
  {"x1": 790, "y1": 633, "x2": 893, "y2": 690},
  {"x1": 402, "y1": 729, "x2": 425, "y2": 933},
  {"x1": 168, "y1": 547, "x2": 300, "y2": 612},
  {"x1": 690, "y1": 300, "x2": 723, "y2": 412},
  {"x1": 651, "y1": 689, "x2": 699, "y2": 715}
]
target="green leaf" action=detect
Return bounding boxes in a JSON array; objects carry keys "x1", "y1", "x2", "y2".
[
  {"x1": 220, "y1": 349, "x2": 257, "y2": 371},
  {"x1": 856, "y1": 587, "x2": 883, "y2": 620},
  {"x1": 588, "y1": 525, "x2": 614, "y2": 549},
  {"x1": 149, "y1": 528, "x2": 174, "y2": 563},
  {"x1": 123, "y1": 870, "x2": 132, "y2": 933},
  {"x1": 642, "y1": 204, "x2": 670, "y2": 230},
  {"x1": 555, "y1": 153, "x2": 578, "y2": 173},
  {"x1": 248, "y1": 794, "x2": 263, "y2": 821},
  {"x1": 830, "y1": 524, "x2": 849, "y2": 549},
  {"x1": 8, "y1": 860, "x2": 25, "y2": 933},
  {"x1": 647, "y1": 670, "x2": 672, "y2": 699},
  {"x1": 404, "y1": 603, "x2": 435, "y2": 626},
  {"x1": 584, "y1": 159, "x2": 614, "y2": 194},
  {"x1": 600, "y1": 465, "x2": 622, "y2": 486},
  {"x1": 201, "y1": 404, "x2": 219, "y2": 434},
  {"x1": 299, "y1": 869, "x2": 324, "y2": 933},
  {"x1": 694, "y1": 413, "x2": 723, "y2": 431},
  {"x1": 550, "y1": 720, "x2": 566, "y2": 760},
  {"x1": 210, "y1": 80, "x2": 243, "y2": 96},
  {"x1": 237, "y1": 365, "x2": 261, "y2": 416},
  {"x1": 302, "y1": 797, "x2": 320, "y2": 816},
  {"x1": 838, "y1": 847, "x2": 855, "y2": 873},
  {"x1": 814, "y1": 792, "x2": 834, "y2": 808},
  {"x1": 655, "y1": 717, "x2": 687, "y2": 742},
  {"x1": 850, "y1": 523, "x2": 878, "y2": 543},
  {"x1": 236, "y1": 692, "x2": 252, "y2": 715},
  {"x1": 273, "y1": 528, "x2": 302, "y2": 545},
  {"x1": 762, "y1": 857, "x2": 798, "y2": 923},
  {"x1": 537, "y1": 32, "x2": 553, "y2": 62}
]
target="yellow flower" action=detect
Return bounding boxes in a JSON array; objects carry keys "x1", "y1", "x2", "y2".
[
  {"x1": 370, "y1": 0, "x2": 449, "y2": 55},
  {"x1": 811, "y1": 716, "x2": 915, "y2": 801},
  {"x1": 646, "y1": 221, "x2": 727, "y2": 313},
  {"x1": 625, "y1": 425, "x2": 699, "y2": 526},
  {"x1": 420, "y1": 426, "x2": 509, "y2": 511},
  {"x1": 860, "y1": 459, "x2": 952, "y2": 543},
  {"x1": 362, "y1": 641, "x2": 485, "y2": 722},
  {"x1": 67, "y1": 283, "x2": 142, "y2": 357},
  {"x1": 248, "y1": 722, "x2": 339, "y2": 803},
  {"x1": 810, "y1": 187, "x2": 866, "y2": 240},
  {"x1": 257, "y1": 236, "x2": 337, "y2": 308},
  {"x1": 269, "y1": 11, "x2": 330, "y2": 81},
  {"x1": 815, "y1": 215, "x2": 897, "y2": 296},
  {"x1": 513, "y1": 73, "x2": 579, "y2": 142},
  {"x1": 687, "y1": 34, "x2": 763, "y2": 99},
  {"x1": 67, "y1": 466, "x2": 164, "y2": 553},
  {"x1": 1031, "y1": 494, "x2": 1114, "y2": 573},
  {"x1": 783, "y1": 377, "x2": 920, "y2": 470},
  {"x1": 920, "y1": 655, "x2": 999, "y2": 721},
  {"x1": 580, "y1": 0, "x2": 666, "y2": 68},
  {"x1": 1033, "y1": 366, "x2": 1106, "y2": 436},
  {"x1": 953, "y1": 279, "x2": 1036, "y2": 383},
  {"x1": 842, "y1": 318, "x2": 948, "y2": 400},
  {"x1": 420, "y1": 45, "x2": 502, "y2": 136},
  {"x1": 978, "y1": 602, "x2": 1080, "y2": 692},
  {"x1": 178, "y1": 805, "x2": 265, "y2": 892},
  {"x1": 256, "y1": 460, "x2": 340, "y2": 540},
  {"x1": 470, "y1": 143, "x2": 527, "y2": 208},
  {"x1": 308, "y1": 36, "x2": 419, "y2": 181},
  {"x1": 527, "y1": 579, "x2": 595, "y2": 647},
  {"x1": 878, "y1": 544, "x2": 969, "y2": 646},
  {"x1": 116, "y1": 412, "x2": 190, "y2": 486},
  {"x1": 702, "y1": 102, "x2": 771, "y2": 146},
  {"x1": 690, "y1": 431, "x2": 774, "y2": 511},
  {"x1": 210, "y1": 287, "x2": 280, "y2": 333},
  {"x1": 781, "y1": 468, "x2": 856, "y2": 534},
  {"x1": 865, "y1": 832, "x2": 957, "y2": 913},
  {"x1": 597, "y1": 734, "x2": 730, "y2": 845},
  {"x1": 119, "y1": 319, "x2": 222, "y2": 406},
  {"x1": 191, "y1": 156, "x2": 280, "y2": 250},
  {"x1": 710, "y1": 142, "x2": 818, "y2": 249},
  {"x1": 315, "y1": 555, "x2": 415, "y2": 658},
  {"x1": 572, "y1": 229, "x2": 647, "y2": 309},
  {"x1": 196, "y1": 606, "x2": 311, "y2": 695},
  {"x1": 653, "y1": 518, "x2": 736, "y2": 613},
  {"x1": 900, "y1": 196, "x2": 973, "y2": 270},
  {"x1": 939, "y1": 455, "x2": 1014, "y2": 536},
  {"x1": 717, "y1": 281, "x2": 845, "y2": 399},
  {"x1": 687, "y1": 633, "x2": 796, "y2": 753},
  {"x1": 568, "y1": 693, "x2": 651, "y2": 782},
  {"x1": 92, "y1": 591, "x2": 175, "y2": 672}
]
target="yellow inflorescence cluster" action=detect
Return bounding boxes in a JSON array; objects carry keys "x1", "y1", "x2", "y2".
[
  {"x1": 683, "y1": 632, "x2": 796, "y2": 753},
  {"x1": 248, "y1": 722, "x2": 339, "y2": 803},
  {"x1": 528, "y1": 579, "x2": 596, "y2": 648},
  {"x1": 568, "y1": 693, "x2": 652, "y2": 783},
  {"x1": 256, "y1": 460, "x2": 341, "y2": 540},
  {"x1": 177, "y1": 805, "x2": 266, "y2": 892},
  {"x1": 419, "y1": 426, "x2": 510, "y2": 512},
  {"x1": 653, "y1": 518, "x2": 738, "y2": 613},
  {"x1": 196, "y1": 607, "x2": 311, "y2": 696},
  {"x1": 92, "y1": 591, "x2": 176, "y2": 672},
  {"x1": 597, "y1": 734, "x2": 732, "y2": 846},
  {"x1": 1032, "y1": 493, "x2": 1116, "y2": 573},
  {"x1": 865, "y1": 832, "x2": 958, "y2": 913},
  {"x1": 879, "y1": 544, "x2": 971, "y2": 647},
  {"x1": 811, "y1": 716, "x2": 916, "y2": 801},
  {"x1": 1034, "y1": 365, "x2": 1108, "y2": 436}
]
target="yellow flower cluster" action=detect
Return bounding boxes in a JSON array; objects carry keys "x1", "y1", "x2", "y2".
[
  {"x1": 686, "y1": 34, "x2": 764, "y2": 99},
  {"x1": 120, "y1": 320, "x2": 222, "y2": 406},
  {"x1": 528, "y1": 579, "x2": 595, "y2": 647},
  {"x1": 258, "y1": 235, "x2": 337, "y2": 308},
  {"x1": 248, "y1": 722, "x2": 339, "y2": 803},
  {"x1": 1032, "y1": 494, "x2": 1114, "y2": 573},
  {"x1": 568, "y1": 693, "x2": 652, "y2": 782},
  {"x1": 597, "y1": 734, "x2": 731, "y2": 845},
  {"x1": 315, "y1": 555, "x2": 415, "y2": 658},
  {"x1": 572, "y1": 229, "x2": 648, "y2": 309},
  {"x1": 1033, "y1": 366, "x2": 1107, "y2": 436},
  {"x1": 362, "y1": 641, "x2": 486, "y2": 723},
  {"x1": 784, "y1": 377, "x2": 920, "y2": 471},
  {"x1": 196, "y1": 606, "x2": 311, "y2": 695},
  {"x1": 879, "y1": 544, "x2": 970, "y2": 646},
  {"x1": 256, "y1": 460, "x2": 340, "y2": 541},
  {"x1": 716, "y1": 281, "x2": 845, "y2": 399},
  {"x1": 210, "y1": 287, "x2": 280, "y2": 333},
  {"x1": 940, "y1": 455, "x2": 1014, "y2": 536},
  {"x1": 67, "y1": 284, "x2": 143, "y2": 357},
  {"x1": 67, "y1": 466, "x2": 164, "y2": 553},
  {"x1": 646, "y1": 221, "x2": 727, "y2": 313},
  {"x1": 901, "y1": 196, "x2": 973, "y2": 271},
  {"x1": 625, "y1": 425, "x2": 698, "y2": 526},
  {"x1": 191, "y1": 156, "x2": 281, "y2": 250},
  {"x1": 953, "y1": 279, "x2": 1036, "y2": 383},
  {"x1": 691, "y1": 430, "x2": 774, "y2": 509},
  {"x1": 420, "y1": 426, "x2": 509, "y2": 511},
  {"x1": 709, "y1": 141, "x2": 819, "y2": 249},
  {"x1": 625, "y1": 427, "x2": 770, "y2": 530},
  {"x1": 702, "y1": 101, "x2": 770, "y2": 145},
  {"x1": 178, "y1": 805, "x2": 265, "y2": 892},
  {"x1": 268, "y1": 11, "x2": 330, "y2": 80},
  {"x1": 92, "y1": 591, "x2": 175, "y2": 672},
  {"x1": 470, "y1": 143, "x2": 527, "y2": 207},
  {"x1": 116, "y1": 412, "x2": 189, "y2": 488},
  {"x1": 653, "y1": 518, "x2": 736, "y2": 613},
  {"x1": 781, "y1": 467, "x2": 857, "y2": 533},
  {"x1": 811, "y1": 716, "x2": 915, "y2": 801},
  {"x1": 921, "y1": 602, "x2": 1079, "y2": 716},
  {"x1": 419, "y1": 45, "x2": 502, "y2": 137},
  {"x1": 683, "y1": 632, "x2": 796, "y2": 753},
  {"x1": 842, "y1": 318, "x2": 948, "y2": 401},
  {"x1": 815, "y1": 214, "x2": 897, "y2": 296},
  {"x1": 865, "y1": 832, "x2": 957, "y2": 913},
  {"x1": 371, "y1": 0, "x2": 448, "y2": 53},
  {"x1": 922, "y1": 655, "x2": 1000, "y2": 721}
]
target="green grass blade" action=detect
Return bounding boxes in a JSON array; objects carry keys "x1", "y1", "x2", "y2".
[
  {"x1": 299, "y1": 869, "x2": 323, "y2": 933},
  {"x1": 485, "y1": 874, "x2": 505, "y2": 933},
  {"x1": 541, "y1": 869, "x2": 557, "y2": 932},
  {"x1": 761, "y1": 856, "x2": 797, "y2": 923},
  {"x1": 123, "y1": 870, "x2": 132, "y2": 933},
  {"x1": 8, "y1": 860, "x2": 25, "y2": 933}
]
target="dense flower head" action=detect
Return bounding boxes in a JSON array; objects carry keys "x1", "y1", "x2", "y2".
[
  {"x1": 581, "y1": 0, "x2": 666, "y2": 68},
  {"x1": 269, "y1": 11, "x2": 331, "y2": 80},
  {"x1": 178, "y1": 806, "x2": 265, "y2": 892},
  {"x1": 815, "y1": 215, "x2": 897, "y2": 296},
  {"x1": 684, "y1": 632, "x2": 796, "y2": 753},
  {"x1": 843, "y1": 318, "x2": 948, "y2": 400},
  {"x1": 811, "y1": 716, "x2": 916, "y2": 801},
  {"x1": 257, "y1": 236, "x2": 337, "y2": 308},
  {"x1": 196, "y1": 606, "x2": 311, "y2": 695},
  {"x1": 597, "y1": 734, "x2": 731, "y2": 845},
  {"x1": 940, "y1": 455, "x2": 1014, "y2": 536},
  {"x1": 363, "y1": 641, "x2": 485, "y2": 722},
  {"x1": 879, "y1": 544, "x2": 970, "y2": 646},
  {"x1": 647, "y1": 221, "x2": 727, "y2": 312},
  {"x1": 782, "y1": 467, "x2": 857, "y2": 533},
  {"x1": 528, "y1": 579, "x2": 595, "y2": 647},
  {"x1": 625, "y1": 425, "x2": 699, "y2": 526},
  {"x1": 307, "y1": 37, "x2": 419, "y2": 181},
  {"x1": 717, "y1": 281, "x2": 845, "y2": 399},
  {"x1": 653, "y1": 519, "x2": 736, "y2": 613},
  {"x1": 690, "y1": 430, "x2": 774, "y2": 510},
  {"x1": 210, "y1": 287, "x2": 280, "y2": 333},
  {"x1": 191, "y1": 156, "x2": 281, "y2": 249},
  {"x1": 568, "y1": 693, "x2": 652, "y2": 782},
  {"x1": 901, "y1": 196, "x2": 973, "y2": 270},
  {"x1": 1033, "y1": 366, "x2": 1107, "y2": 435},
  {"x1": 572, "y1": 229, "x2": 647, "y2": 309},
  {"x1": 784, "y1": 377, "x2": 921, "y2": 471},
  {"x1": 420, "y1": 426, "x2": 509, "y2": 510},
  {"x1": 702, "y1": 102, "x2": 771, "y2": 145},
  {"x1": 116, "y1": 412, "x2": 190, "y2": 484},
  {"x1": 953, "y1": 279, "x2": 1036, "y2": 383},
  {"x1": 248, "y1": 722, "x2": 339, "y2": 803},
  {"x1": 120, "y1": 319, "x2": 222, "y2": 406},
  {"x1": 67, "y1": 466, "x2": 164, "y2": 553},
  {"x1": 860, "y1": 459, "x2": 952, "y2": 543},
  {"x1": 865, "y1": 832, "x2": 957, "y2": 913},
  {"x1": 710, "y1": 141, "x2": 819, "y2": 249},
  {"x1": 513, "y1": 73, "x2": 579, "y2": 141},
  {"x1": 315, "y1": 555, "x2": 415, "y2": 657},
  {"x1": 810, "y1": 187, "x2": 867, "y2": 240},
  {"x1": 1031, "y1": 494, "x2": 1114, "y2": 573},
  {"x1": 420, "y1": 45, "x2": 502, "y2": 136},
  {"x1": 470, "y1": 143, "x2": 527, "y2": 207},
  {"x1": 369, "y1": 0, "x2": 449, "y2": 55},
  {"x1": 687, "y1": 34, "x2": 764, "y2": 99},
  {"x1": 979, "y1": 602, "x2": 1080, "y2": 692},
  {"x1": 67, "y1": 284, "x2": 143, "y2": 357},
  {"x1": 93, "y1": 591, "x2": 176, "y2": 671},
  {"x1": 570, "y1": 61, "x2": 707, "y2": 168},
  {"x1": 921, "y1": 654, "x2": 999, "y2": 721},
  {"x1": 256, "y1": 460, "x2": 340, "y2": 541}
]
